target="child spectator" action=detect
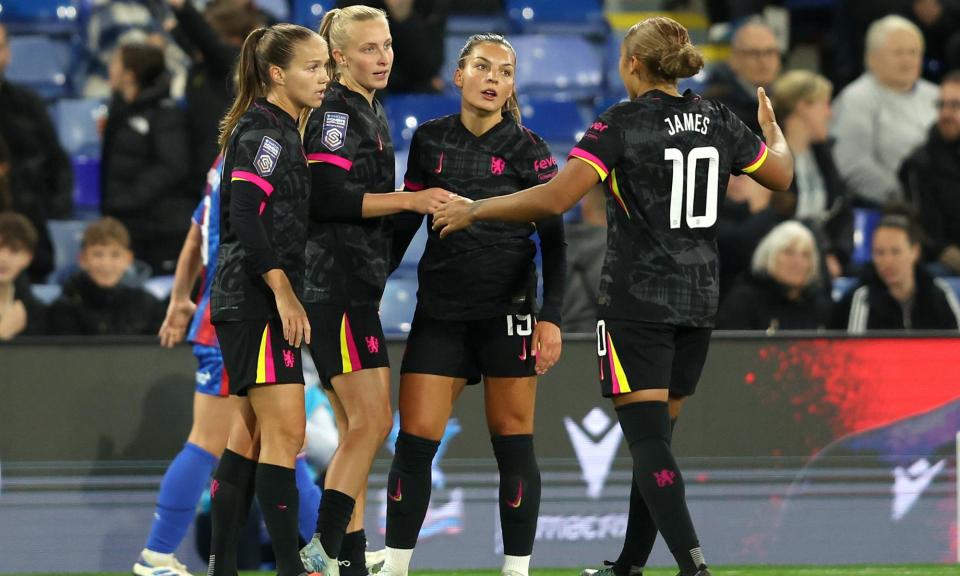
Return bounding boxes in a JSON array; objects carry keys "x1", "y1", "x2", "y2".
[
  {"x1": 49, "y1": 217, "x2": 164, "y2": 335},
  {"x1": 0, "y1": 212, "x2": 46, "y2": 340}
]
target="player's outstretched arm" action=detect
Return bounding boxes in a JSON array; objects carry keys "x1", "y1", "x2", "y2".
[
  {"x1": 433, "y1": 159, "x2": 598, "y2": 237},
  {"x1": 750, "y1": 87, "x2": 794, "y2": 192}
]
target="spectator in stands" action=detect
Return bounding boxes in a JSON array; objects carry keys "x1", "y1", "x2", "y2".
[
  {"x1": 0, "y1": 212, "x2": 47, "y2": 340},
  {"x1": 561, "y1": 184, "x2": 606, "y2": 333},
  {"x1": 49, "y1": 217, "x2": 163, "y2": 335},
  {"x1": 900, "y1": 71, "x2": 960, "y2": 275},
  {"x1": 831, "y1": 15, "x2": 938, "y2": 208},
  {"x1": 101, "y1": 42, "x2": 191, "y2": 275},
  {"x1": 833, "y1": 210, "x2": 960, "y2": 332},
  {"x1": 0, "y1": 23, "x2": 74, "y2": 283},
  {"x1": 338, "y1": 0, "x2": 448, "y2": 93},
  {"x1": 705, "y1": 18, "x2": 782, "y2": 135},
  {"x1": 166, "y1": 0, "x2": 260, "y2": 196},
  {"x1": 772, "y1": 70, "x2": 852, "y2": 278},
  {"x1": 717, "y1": 221, "x2": 831, "y2": 331}
]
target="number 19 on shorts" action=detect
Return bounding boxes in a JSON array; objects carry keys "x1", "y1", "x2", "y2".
[{"x1": 665, "y1": 146, "x2": 719, "y2": 229}]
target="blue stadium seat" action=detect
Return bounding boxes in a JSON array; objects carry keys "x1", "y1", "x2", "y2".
[
  {"x1": 70, "y1": 155, "x2": 100, "y2": 212},
  {"x1": 518, "y1": 97, "x2": 588, "y2": 143},
  {"x1": 831, "y1": 276, "x2": 858, "y2": 302},
  {"x1": 46, "y1": 219, "x2": 88, "y2": 283},
  {"x1": 55, "y1": 98, "x2": 105, "y2": 156},
  {"x1": 384, "y1": 93, "x2": 461, "y2": 145},
  {"x1": 940, "y1": 277, "x2": 960, "y2": 302},
  {"x1": 6, "y1": 35, "x2": 74, "y2": 99},
  {"x1": 447, "y1": 14, "x2": 510, "y2": 35},
  {"x1": 394, "y1": 147, "x2": 409, "y2": 190},
  {"x1": 506, "y1": 0, "x2": 606, "y2": 36},
  {"x1": 510, "y1": 35, "x2": 603, "y2": 100},
  {"x1": 0, "y1": 0, "x2": 81, "y2": 34},
  {"x1": 30, "y1": 284, "x2": 63, "y2": 305},
  {"x1": 380, "y1": 275, "x2": 418, "y2": 335},
  {"x1": 256, "y1": 0, "x2": 290, "y2": 21},
  {"x1": 398, "y1": 220, "x2": 427, "y2": 270},
  {"x1": 851, "y1": 208, "x2": 882, "y2": 265},
  {"x1": 291, "y1": 0, "x2": 334, "y2": 28},
  {"x1": 440, "y1": 34, "x2": 469, "y2": 91}
]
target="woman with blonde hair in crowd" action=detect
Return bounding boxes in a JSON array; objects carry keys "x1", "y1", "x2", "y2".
[{"x1": 716, "y1": 220, "x2": 832, "y2": 331}]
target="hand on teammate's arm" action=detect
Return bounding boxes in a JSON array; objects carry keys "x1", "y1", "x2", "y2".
[
  {"x1": 532, "y1": 320, "x2": 562, "y2": 375},
  {"x1": 434, "y1": 160, "x2": 598, "y2": 237},
  {"x1": 262, "y1": 269, "x2": 311, "y2": 348},
  {"x1": 360, "y1": 188, "x2": 456, "y2": 218},
  {"x1": 753, "y1": 87, "x2": 794, "y2": 192}
]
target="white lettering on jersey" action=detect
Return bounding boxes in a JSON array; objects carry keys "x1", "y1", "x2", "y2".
[{"x1": 664, "y1": 113, "x2": 710, "y2": 136}]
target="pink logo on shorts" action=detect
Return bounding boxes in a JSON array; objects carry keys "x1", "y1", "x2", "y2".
[
  {"x1": 366, "y1": 336, "x2": 380, "y2": 354},
  {"x1": 490, "y1": 156, "x2": 506, "y2": 175},
  {"x1": 653, "y1": 469, "x2": 677, "y2": 488},
  {"x1": 282, "y1": 349, "x2": 296, "y2": 368}
]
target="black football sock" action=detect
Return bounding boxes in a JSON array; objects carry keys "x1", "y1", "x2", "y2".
[
  {"x1": 492, "y1": 434, "x2": 541, "y2": 557},
  {"x1": 208, "y1": 449, "x2": 256, "y2": 576},
  {"x1": 614, "y1": 418, "x2": 678, "y2": 574},
  {"x1": 339, "y1": 529, "x2": 368, "y2": 576},
  {"x1": 617, "y1": 403, "x2": 704, "y2": 576},
  {"x1": 385, "y1": 430, "x2": 439, "y2": 549},
  {"x1": 316, "y1": 488, "x2": 355, "y2": 558},
  {"x1": 257, "y1": 463, "x2": 304, "y2": 576}
]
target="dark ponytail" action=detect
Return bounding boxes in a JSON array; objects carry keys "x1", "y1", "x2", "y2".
[{"x1": 218, "y1": 23, "x2": 320, "y2": 151}]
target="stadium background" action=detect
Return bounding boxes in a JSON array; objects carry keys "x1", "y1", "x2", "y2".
[{"x1": 0, "y1": 0, "x2": 958, "y2": 573}]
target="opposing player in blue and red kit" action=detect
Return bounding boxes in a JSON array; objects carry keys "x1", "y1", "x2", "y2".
[
  {"x1": 298, "y1": 7, "x2": 452, "y2": 576},
  {"x1": 378, "y1": 34, "x2": 565, "y2": 576},
  {"x1": 434, "y1": 17, "x2": 794, "y2": 576},
  {"x1": 207, "y1": 23, "x2": 329, "y2": 576}
]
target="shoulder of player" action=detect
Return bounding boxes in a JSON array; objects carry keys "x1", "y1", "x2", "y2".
[{"x1": 411, "y1": 114, "x2": 457, "y2": 141}]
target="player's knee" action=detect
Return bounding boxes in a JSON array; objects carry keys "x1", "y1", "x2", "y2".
[{"x1": 488, "y1": 412, "x2": 533, "y2": 437}]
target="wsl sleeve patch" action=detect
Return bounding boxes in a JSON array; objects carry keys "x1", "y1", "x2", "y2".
[
  {"x1": 255, "y1": 136, "x2": 282, "y2": 177},
  {"x1": 322, "y1": 111, "x2": 349, "y2": 151}
]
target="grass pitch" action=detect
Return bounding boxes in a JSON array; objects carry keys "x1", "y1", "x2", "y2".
[{"x1": 10, "y1": 567, "x2": 957, "y2": 576}]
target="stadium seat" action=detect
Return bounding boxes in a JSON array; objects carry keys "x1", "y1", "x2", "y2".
[
  {"x1": 851, "y1": 208, "x2": 882, "y2": 266},
  {"x1": 440, "y1": 34, "x2": 469, "y2": 92},
  {"x1": 506, "y1": 0, "x2": 606, "y2": 36},
  {"x1": 292, "y1": 0, "x2": 333, "y2": 29},
  {"x1": 831, "y1": 276, "x2": 858, "y2": 302},
  {"x1": 940, "y1": 277, "x2": 960, "y2": 302},
  {"x1": 447, "y1": 13, "x2": 510, "y2": 35},
  {"x1": 394, "y1": 147, "x2": 409, "y2": 190},
  {"x1": 605, "y1": 32, "x2": 628, "y2": 100},
  {"x1": 510, "y1": 35, "x2": 603, "y2": 100},
  {"x1": 46, "y1": 219, "x2": 88, "y2": 283},
  {"x1": 30, "y1": 284, "x2": 63, "y2": 305},
  {"x1": 55, "y1": 98, "x2": 105, "y2": 156},
  {"x1": 143, "y1": 275, "x2": 175, "y2": 301},
  {"x1": 0, "y1": 0, "x2": 81, "y2": 34},
  {"x1": 380, "y1": 275, "x2": 418, "y2": 335},
  {"x1": 385, "y1": 93, "x2": 461, "y2": 144},
  {"x1": 256, "y1": 0, "x2": 290, "y2": 20},
  {"x1": 518, "y1": 97, "x2": 588, "y2": 143},
  {"x1": 70, "y1": 155, "x2": 101, "y2": 212},
  {"x1": 5, "y1": 35, "x2": 74, "y2": 100}
]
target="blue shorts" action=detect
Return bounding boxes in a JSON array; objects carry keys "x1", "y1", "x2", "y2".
[{"x1": 193, "y1": 344, "x2": 228, "y2": 397}]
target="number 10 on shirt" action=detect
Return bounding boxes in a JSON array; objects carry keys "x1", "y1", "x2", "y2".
[{"x1": 664, "y1": 146, "x2": 719, "y2": 229}]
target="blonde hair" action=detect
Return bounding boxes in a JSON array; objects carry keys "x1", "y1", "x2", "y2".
[
  {"x1": 318, "y1": 5, "x2": 388, "y2": 82},
  {"x1": 771, "y1": 70, "x2": 832, "y2": 120},
  {"x1": 751, "y1": 221, "x2": 821, "y2": 287},
  {"x1": 218, "y1": 24, "x2": 323, "y2": 150},
  {"x1": 623, "y1": 16, "x2": 704, "y2": 84},
  {"x1": 457, "y1": 33, "x2": 521, "y2": 123}
]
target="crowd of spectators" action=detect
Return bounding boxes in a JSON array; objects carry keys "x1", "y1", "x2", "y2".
[{"x1": 1, "y1": 0, "x2": 959, "y2": 338}]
